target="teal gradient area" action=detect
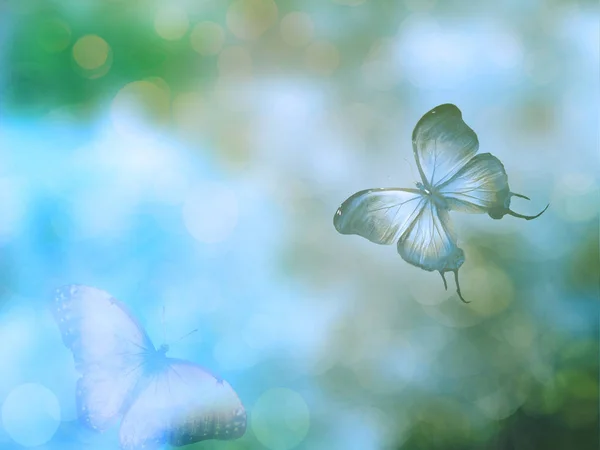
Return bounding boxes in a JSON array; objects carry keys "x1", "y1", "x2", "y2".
[{"x1": 0, "y1": 1, "x2": 598, "y2": 449}]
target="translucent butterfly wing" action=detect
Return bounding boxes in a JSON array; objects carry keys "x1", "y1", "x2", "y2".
[
  {"x1": 119, "y1": 360, "x2": 246, "y2": 450},
  {"x1": 436, "y1": 153, "x2": 510, "y2": 214},
  {"x1": 397, "y1": 199, "x2": 464, "y2": 273},
  {"x1": 437, "y1": 152, "x2": 549, "y2": 220},
  {"x1": 412, "y1": 104, "x2": 479, "y2": 188},
  {"x1": 51, "y1": 285, "x2": 154, "y2": 430},
  {"x1": 334, "y1": 188, "x2": 425, "y2": 245}
]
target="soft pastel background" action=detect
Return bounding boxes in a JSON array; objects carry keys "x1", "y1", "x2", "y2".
[{"x1": 0, "y1": 0, "x2": 598, "y2": 449}]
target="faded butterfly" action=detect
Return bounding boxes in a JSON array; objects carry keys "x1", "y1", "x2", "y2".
[
  {"x1": 51, "y1": 285, "x2": 246, "y2": 449},
  {"x1": 334, "y1": 104, "x2": 548, "y2": 303}
]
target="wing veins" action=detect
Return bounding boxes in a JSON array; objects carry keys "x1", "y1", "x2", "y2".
[
  {"x1": 122, "y1": 361, "x2": 145, "y2": 378},
  {"x1": 114, "y1": 350, "x2": 145, "y2": 358},
  {"x1": 432, "y1": 206, "x2": 447, "y2": 256},
  {"x1": 115, "y1": 334, "x2": 148, "y2": 352},
  {"x1": 169, "y1": 365, "x2": 188, "y2": 386},
  {"x1": 443, "y1": 191, "x2": 495, "y2": 201},
  {"x1": 430, "y1": 140, "x2": 438, "y2": 185},
  {"x1": 366, "y1": 196, "x2": 420, "y2": 213}
]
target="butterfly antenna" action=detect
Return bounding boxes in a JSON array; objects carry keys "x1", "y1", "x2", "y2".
[
  {"x1": 161, "y1": 305, "x2": 167, "y2": 345},
  {"x1": 453, "y1": 270, "x2": 470, "y2": 304},
  {"x1": 439, "y1": 271, "x2": 448, "y2": 290},
  {"x1": 403, "y1": 157, "x2": 418, "y2": 182},
  {"x1": 507, "y1": 203, "x2": 549, "y2": 221},
  {"x1": 172, "y1": 328, "x2": 199, "y2": 345}
]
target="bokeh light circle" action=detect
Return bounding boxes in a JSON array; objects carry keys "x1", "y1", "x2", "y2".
[
  {"x1": 190, "y1": 22, "x2": 225, "y2": 55},
  {"x1": 72, "y1": 35, "x2": 109, "y2": 70},
  {"x1": 110, "y1": 79, "x2": 171, "y2": 135},
  {"x1": 182, "y1": 182, "x2": 239, "y2": 244},
  {"x1": 280, "y1": 12, "x2": 314, "y2": 47},
  {"x1": 251, "y1": 388, "x2": 310, "y2": 450},
  {"x1": 226, "y1": 0, "x2": 278, "y2": 41},
  {"x1": 1, "y1": 383, "x2": 61, "y2": 447},
  {"x1": 38, "y1": 19, "x2": 71, "y2": 53},
  {"x1": 154, "y1": 6, "x2": 189, "y2": 40}
]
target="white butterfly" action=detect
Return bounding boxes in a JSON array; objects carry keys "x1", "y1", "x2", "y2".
[
  {"x1": 51, "y1": 285, "x2": 246, "y2": 449},
  {"x1": 333, "y1": 104, "x2": 548, "y2": 303}
]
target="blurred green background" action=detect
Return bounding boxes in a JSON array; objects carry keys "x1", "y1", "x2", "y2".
[{"x1": 0, "y1": 0, "x2": 598, "y2": 449}]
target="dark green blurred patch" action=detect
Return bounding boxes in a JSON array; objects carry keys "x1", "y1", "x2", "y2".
[
  {"x1": 400, "y1": 399, "x2": 473, "y2": 450},
  {"x1": 3, "y1": 3, "x2": 216, "y2": 118},
  {"x1": 566, "y1": 224, "x2": 600, "y2": 294}
]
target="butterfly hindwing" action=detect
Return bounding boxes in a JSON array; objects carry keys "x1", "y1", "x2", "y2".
[
  {"x1": 397, "y1": 198, "x2": 464, "y2": 273},
  {"x1": 119, "y1": 360, "x2": 246, "y2": 450},
  {"x1": 334, "y1": 188, "x2": 424, "y2": 245},
  {"x1": 75, "y1": 363, "x2": 145, "y2": 432},
  {"x1": 412, "y1": 103, "x2": 479, "y2": 188},
  {"x1": 52, "y1": 285, "x2": 154, "y2": 430}
]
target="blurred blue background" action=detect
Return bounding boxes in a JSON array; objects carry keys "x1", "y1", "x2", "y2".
[{"x1": 0, "y1": 0, "x2": 598, "y2": 449}]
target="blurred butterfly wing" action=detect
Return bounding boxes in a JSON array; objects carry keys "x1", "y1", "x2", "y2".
[
  {"x1": 119, "y1": 360, "x2": 246, "y2": 450},
  {"x1": 397, "y1": 199, "x2": 465, "y2": 272},
  {"x1": 334, "y1": 188, "x2": 425, "y2": 245},
  {"x1": 73, "y1": 364, "x2": 145, "y2": 432},
  {"x1": 52, "y1": 285, "x2": 154, "y2": 430},
  {"x1": 412, "y1": 104, "x2": 479, "y2": 188},
  {"x1": 436, "y1": 153, "x2": 511, "y2": 214}
]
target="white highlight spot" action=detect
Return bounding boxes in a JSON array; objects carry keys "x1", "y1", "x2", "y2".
[
  {"x1": 154, "y1": 6, "x2": 189, "y2": 41},
  {"x1": 1, "y1": 383, "x2": 61, "y2": 447}
]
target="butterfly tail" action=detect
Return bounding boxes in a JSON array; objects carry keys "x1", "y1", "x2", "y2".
[
  {"x1": 439, "y1": 271, "x2": 448, "y2": 290},
  {"x1": 506, "y1": 203, "x2": 549, "y2": 221},
  {"x1": 453, "y1": 270, "x2": 469, "y2": 304},
  {"x1": 509, "y1": 192, "x2": 531, "y2": 201}
]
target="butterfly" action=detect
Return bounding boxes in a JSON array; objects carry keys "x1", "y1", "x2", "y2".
[
  {"x1": 333, "y1": 104, "x2": 548, "y2": 303},
  {"x1": 51, "y1": 284, "x2": 246, "y2": 450}
]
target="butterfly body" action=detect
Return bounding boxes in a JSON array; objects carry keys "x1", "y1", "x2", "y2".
[
  {"x1": 51, "y1": 285, "x2": 246, "y2": 449},
  {"x1": 415, "y1": 181, "x2": 450, "y2": 210},
  {"x1": 334, "y1": 104, "x2": 548, "y2": 303},
  {"x1": 138, "y1": 345, "x2": 172, "y2": 374}
]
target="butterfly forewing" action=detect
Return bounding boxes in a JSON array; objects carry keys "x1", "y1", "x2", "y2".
[
  {"x1": 118, "y1": 361, "x2": 246, "y2": 450},
  {"x1": 52, "y1": 285, "x2": 154, "y2": 430},
  {"x1": 397, "y1": 199, "x2": 464, "y2": 273},
  {"x1": 412, "y1": 104, "x2": 479, "y2": 188},
  {"x1": 334, "y1": 188, "x2": 424, "y2": 245}
]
